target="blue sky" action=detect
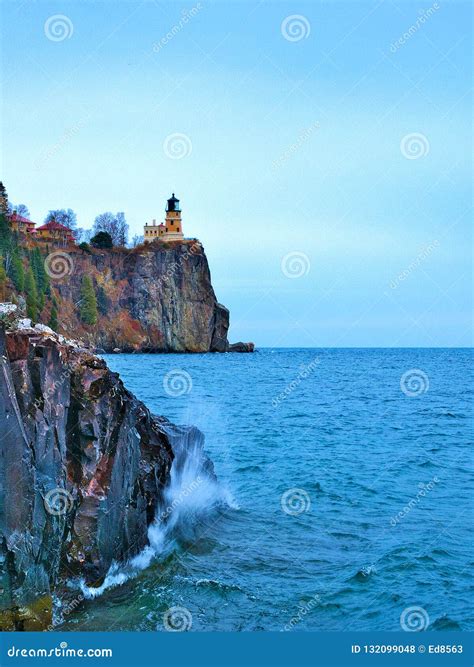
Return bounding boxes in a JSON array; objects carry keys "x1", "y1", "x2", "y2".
[{"x1": 1, "y1": 0, "x2": 471, "y2": 346}]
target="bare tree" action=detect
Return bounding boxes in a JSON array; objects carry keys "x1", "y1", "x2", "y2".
[
  {"x1": 79, "y1": 228, "x2": 93, "y2": 243},
  {"x1": 93, "y1": 211, "x2": 128, "y2": 246},
  {"x1": 8, "y1": 203, "x2": 30, "y2": 218},
  {"x1": 116, "y1": 212, "x2": 129, "y2": 246},
  {"x1": 44, "y1": 208, "x2": 78, "y2": 230}
]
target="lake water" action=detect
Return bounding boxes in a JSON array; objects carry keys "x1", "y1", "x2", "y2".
[{"x1": 61, "y1": 348, "x2": 473, "y2": 632}]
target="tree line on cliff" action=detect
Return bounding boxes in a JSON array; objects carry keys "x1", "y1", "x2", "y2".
[
  {"x1": 0, "y1": 213, "x2": 101, "y2": 329},
  {"x1": 4, "y1": 192, "x2": 143, "y2": 248}
]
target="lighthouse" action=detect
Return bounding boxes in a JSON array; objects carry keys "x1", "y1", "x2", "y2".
[
  {"x1": 164, "y1": 194, "x2": 184, "y2": 240},
  {"x1": 144, "y1": 193, "x2": 184, "y2": 243}
]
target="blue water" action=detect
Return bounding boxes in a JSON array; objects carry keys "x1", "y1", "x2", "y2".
[{"x1": 63, "y1": 349, "x2": 473, "y2": 632}]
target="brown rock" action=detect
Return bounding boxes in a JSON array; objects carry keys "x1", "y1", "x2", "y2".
[{"x1": 0, "y1": 323, "x2": 203, "y2": 629}]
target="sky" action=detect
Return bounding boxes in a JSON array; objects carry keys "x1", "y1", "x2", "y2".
[{"x1": 0, "y1": 0, "x2": 472, "y2": 347}]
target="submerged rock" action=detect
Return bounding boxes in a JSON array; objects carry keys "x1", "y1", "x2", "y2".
[{"x1": 0, "y1": 320, "x2": 200, "y2": 629}]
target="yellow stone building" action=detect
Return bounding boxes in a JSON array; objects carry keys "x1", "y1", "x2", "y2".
[{"x1": 144, "y1": 194, "x2": 184, "y2": 243}]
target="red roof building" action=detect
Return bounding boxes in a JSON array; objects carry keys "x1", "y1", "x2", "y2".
[
  {"x1": 35, "y1": 220, "x2": 75, "y2": 246},
  {"x1": 9, "y1": 212, "x2": 36, "y2": 234}
]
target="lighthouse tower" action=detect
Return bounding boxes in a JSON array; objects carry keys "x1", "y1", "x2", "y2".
[
  {"x1": 164, "y1": 193, "x2": 184, "y2": 240},
  {"x1": 143, "y1": 193, "x2": 185, "y2": 242}
]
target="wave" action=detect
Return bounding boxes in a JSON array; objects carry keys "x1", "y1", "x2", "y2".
[
  {"x1": 349, "y1": 565, "x2": 377, "y2": 583},
  {"x1": 80, "y1": 422, "x2": 236, "y2": 599}
]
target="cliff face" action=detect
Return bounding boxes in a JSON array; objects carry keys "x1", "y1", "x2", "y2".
[
  {"x1": 49, "y1": 241, "x2": 232, "y2": 353},
  {"x1": 0, "y1": 317, "x2": 204, "y2": 630}
]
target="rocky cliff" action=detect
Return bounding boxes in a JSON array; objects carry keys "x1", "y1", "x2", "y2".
[
  {"x1": 0, "y1": 313, "x2": 208, "y2": 630},
  {"x1": 41, "y1": 240, "x2": 250, "y2": 353}
]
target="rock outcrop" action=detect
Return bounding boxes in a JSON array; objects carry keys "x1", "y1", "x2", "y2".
[
  {"x1": 40, "y1": 240, "x2": 251, "y2": 352},
  {"x1": 228, "y1": 342, "x2": 255, "y2": 353},
  {"x1": 0, "y1": 316, "x2": 202, "y2": 630}
]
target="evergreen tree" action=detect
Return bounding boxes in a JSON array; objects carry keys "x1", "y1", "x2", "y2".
[
  {"x1": 0, "y1": 256, "x2": 6, "y2": 301},
  {"x1": 0, "y1": 213, "x2": 12, "y2": 255},
  {"x1": 0, "y1": 182, "x2": 8, "y2": 217},
  {"x1": 91, "y1": 231, "x2": 113, "y2": 249},
  {"x1": 9, "y1": 251, "x2": 24, "y2": 291},
  {"x1": 96, "y1": 285, "x2": 109, "y2": 315},
  {"x1": 79, "y1": 275, "x2": 98, "y2": 325},
  {"x1": 49, "y1": 302, "x2": 59, "y2": 330},
  {"x1": 38, "y1": 291, "x2": 45, "y2": 311},
  {"x1": 24, "y1": 267, "x2": 38, "y2": 321},
  {"x1": 30, "y1": 247, "x2": 49, "y2": 295}
]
